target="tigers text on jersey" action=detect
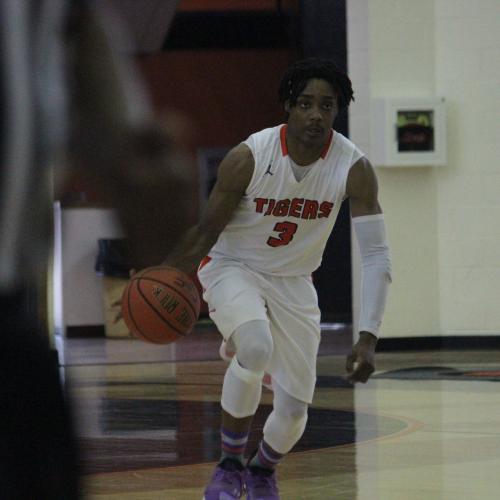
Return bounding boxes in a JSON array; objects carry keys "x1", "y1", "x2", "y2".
[{"x1": 209, "y1": 125, "x2": 364, "y2": 276}]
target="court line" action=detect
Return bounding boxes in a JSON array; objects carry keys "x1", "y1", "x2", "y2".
[{"x1": 85, "y1": 408, "x2": 423, "y2": 478}]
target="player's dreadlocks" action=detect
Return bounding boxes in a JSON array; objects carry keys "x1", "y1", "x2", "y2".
[{"x1": 278, "y1": 57, "x2": 354, "y2": 111}]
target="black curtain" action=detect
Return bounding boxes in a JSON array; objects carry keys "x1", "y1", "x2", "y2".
[{"x1": 300, "y1": 0, "x2": 352, "y2": 322}]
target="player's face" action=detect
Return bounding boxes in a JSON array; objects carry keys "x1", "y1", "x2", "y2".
[{"x1": 286, "y1": 78, "x2": 338, "y2": 146}]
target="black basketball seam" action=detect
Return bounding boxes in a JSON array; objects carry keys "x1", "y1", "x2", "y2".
[
  {"x1": 136, "y1": 281, "x2": 187, "y2": 338},
  {"x1": 131, "y1": 276, "x2": 198, "y2": 318},
  {"x1": 127, "y1": 281, "x2": 160, "y2": 343}
]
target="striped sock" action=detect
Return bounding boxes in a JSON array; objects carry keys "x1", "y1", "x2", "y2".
[
  {"x1": 220, "y1": 427, "x2": 249, "y2": 465},
  {"x1": 249, "y1": 440, "x2": 284, "y2": 470}
]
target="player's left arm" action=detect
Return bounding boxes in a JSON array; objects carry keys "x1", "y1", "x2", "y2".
[{"x1": 345, "y1": 157, "x2": 392, "y2": 383}]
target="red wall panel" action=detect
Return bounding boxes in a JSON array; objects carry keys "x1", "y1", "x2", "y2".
[{"x1": 137, "y1": 49, "x2": 294, "y2": 149}]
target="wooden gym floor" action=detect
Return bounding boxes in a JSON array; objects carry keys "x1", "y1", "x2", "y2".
[{"x1": 57, "y1": 323, "x2": 500, "y2": 500}]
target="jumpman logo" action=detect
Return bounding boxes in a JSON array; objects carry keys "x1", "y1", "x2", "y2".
[{"x1": 265, "y1": 163, "x2": 274, "y2": 175}]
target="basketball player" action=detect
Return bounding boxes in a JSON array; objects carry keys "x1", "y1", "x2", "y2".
[
  {"x1": 0, "y1": 2, "x2": 190, "y2": 498},
  {"x1": 164, "y1": 58, "x2": 391, "y2": 500}
]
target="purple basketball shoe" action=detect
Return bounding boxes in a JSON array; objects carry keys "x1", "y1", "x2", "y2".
[
  {"x1": 203, "y1": 458, "x2": 245, "y2": 500},
  {"x1": 244, "y1": 466, "x2": 280, "y2": 500}
]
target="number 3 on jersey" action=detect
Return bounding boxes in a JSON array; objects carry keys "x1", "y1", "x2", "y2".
[{"x1": 267, "y1": 221, "x2": 298, "y2": 247}]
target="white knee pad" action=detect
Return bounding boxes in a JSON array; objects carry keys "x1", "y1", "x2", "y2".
[
  {"x1": 262, "y1": 384, "x2": 308, "y2": 454},
  {"x1": 231, "y1": 319, "x2": 273, "y2": 372},
  {"x1": 221, "y1": 356, "x2": 263, "y2": 418},
  {"x1": 263, "y1": 410, "x2": 308, "y2": 455}
]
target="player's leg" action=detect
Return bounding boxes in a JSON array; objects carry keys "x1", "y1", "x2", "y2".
[
  {"x1": 198, "y1": 261, "x2": 272, "y2": 499},
  {"x1": 244, "y1": 382, "x2": 308, "y2": 500},
  {"x1": 242, "y1": 273, "x2": 319, "y2": 499},
  {"x1": 204, "y1": 319, "x2": 273, "y2": 500},
  {"x1": 220, "y1": 319, "x2": 273, "y2": 459},
  {"x1": 219, "y1": 335, "x2": 273, "y2": 391}
]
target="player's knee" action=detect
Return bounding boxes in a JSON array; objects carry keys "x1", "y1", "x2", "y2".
[
  {"x1": 232, "y1": 320, "x2": 273, "y2": 372},
  {"x1": 237, "y1": 338, "x2": 273, "y2": 372},
  {"x1": 263, "y1": 409, "x2": 308, "y2": 454},
  {"x1": 278, "y1": 403, "x2": 308, "y2": 422},
  {"x1": 273, "y1": 385, "x2": 309, "y2": 421},
  {"x1": 276, "y1": 400, "x2": 308, "y2": 437}
]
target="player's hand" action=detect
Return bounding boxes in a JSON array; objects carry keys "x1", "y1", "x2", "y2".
[
  {"x1": 346, "y1": 332, "x2": 377, "y2": 383},
  {"x1": 111, "y1": 268, "x2": 137, "y2": 323}
]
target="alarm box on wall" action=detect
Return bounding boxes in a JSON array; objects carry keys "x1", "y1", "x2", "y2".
[{"x1": 371, "y1": 98, "x2": 447, "y2": 167}]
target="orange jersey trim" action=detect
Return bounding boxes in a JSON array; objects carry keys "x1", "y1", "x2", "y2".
[
  {"x1": 198, "y1": 255, "x2": 212, "y2": 272},
  {"x1": 280, "y1": 125, "x2": 334, "y2": 159},
  {"x1": 280, "y1": 125, "x2": 289, "y2": 156}
]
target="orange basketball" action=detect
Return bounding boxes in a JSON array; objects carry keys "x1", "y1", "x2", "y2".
[{"x1": 121, "y1": 266, "x2": 201, "y2": 344}]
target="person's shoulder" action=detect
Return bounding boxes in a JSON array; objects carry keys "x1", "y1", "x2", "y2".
[
  {"x1": 346, "y1": 156, "x2": 378, "y2": 201},
  {"x1": 333, "y1": 131, "x2": 358, "y2": 152},
  {"x1": 224, "y1": 142, "x2": 254, "y2": 165},
  {"x1": 217, "y1": 143, "x2": 255, "y2": 191},
  {"x1": 332, "y1": 131, "x2": 365, "y2": 165},
  {"x1": 245, "y1": 124, "x2": 284, "y2": 145}
]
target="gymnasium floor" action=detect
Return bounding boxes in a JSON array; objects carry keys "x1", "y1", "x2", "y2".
[{"x1": 57, "y1": 324, "x2": 500, "y2": 500}]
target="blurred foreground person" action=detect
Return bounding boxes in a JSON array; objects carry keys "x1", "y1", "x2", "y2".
[{"x1": 0, "y1": 1, "x2": 192, "y2": 498}]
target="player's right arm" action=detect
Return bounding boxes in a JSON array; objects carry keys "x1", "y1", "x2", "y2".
[{"x1": 163, "y1": 143, "x2": 254, "y2": 275}]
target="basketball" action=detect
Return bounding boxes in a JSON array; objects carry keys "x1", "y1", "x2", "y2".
[{"x1": 121, "y1": 266, "x2": 201, "y2": 344}]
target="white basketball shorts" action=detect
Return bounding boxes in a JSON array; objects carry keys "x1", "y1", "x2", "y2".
[{"x1": 198, "y1": 257, "x2": 321, "y2": 404}]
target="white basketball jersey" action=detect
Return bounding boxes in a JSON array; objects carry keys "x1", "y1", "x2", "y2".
[{"x1": 209, "y1": 125, "x2": 364, "y2": 276}]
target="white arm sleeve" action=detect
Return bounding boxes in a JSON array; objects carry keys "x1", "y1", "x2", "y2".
[{"x1": 353, "y1": 214, "x2": 392, "y2": 337}]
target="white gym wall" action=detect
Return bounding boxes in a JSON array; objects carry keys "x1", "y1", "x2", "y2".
[{"x1": 349, "y1": 0, "x2": 500, "y2": 338}]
